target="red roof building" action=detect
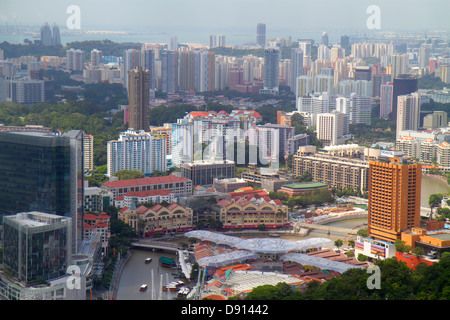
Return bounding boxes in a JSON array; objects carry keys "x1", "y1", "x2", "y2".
[{"x1": 102, "y1": 174, "x2": 192, "y2": 198}]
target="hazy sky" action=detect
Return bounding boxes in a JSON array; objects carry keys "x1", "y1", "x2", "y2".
[{"x1": 1, "y1": 0, "x2": 450, "y2": 33}]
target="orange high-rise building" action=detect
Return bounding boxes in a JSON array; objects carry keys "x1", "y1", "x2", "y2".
[{"x1": 368, "y1": 155, "x2": 421, "y2": 243}]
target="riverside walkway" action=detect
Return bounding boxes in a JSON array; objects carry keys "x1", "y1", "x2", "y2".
[{"x1": 294, "y1": 222, "x2": 358, "y2": 235}]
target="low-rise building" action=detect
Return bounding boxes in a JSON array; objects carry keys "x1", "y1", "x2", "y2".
[
  {"x1": 401, "y1": 221, "x2": 450, "y2": 258},
  {"x1": 215, "y1": 194, "x2": 289, "y2": 229},
  {"x1": 84, "y1": 187, "x2": 113, "y2": 213},
  {"x1": 213, "y1": 177, "x2": 248, "y2": 193},
  {"x1": 119, "y1": 202, "x2": 193, "y2": 236},
  {"x1": 278, "y1": 182, "x2": 330, "y2": 197},
  {"x1": 102, "y1": 174, "x2": 192, "y2": 199},
  {"x1": 114, "y1": 189, "x2": 174, "y2": 208}
]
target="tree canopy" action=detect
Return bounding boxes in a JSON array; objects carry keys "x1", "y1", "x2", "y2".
[{"x1": 235, "y1": 254, "x2": 450, "y2": 300}]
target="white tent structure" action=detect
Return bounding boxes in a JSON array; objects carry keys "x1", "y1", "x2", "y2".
[
  {"x1": 185, "y1": 230, "x2": 242, "y2": 247},
  {"x1": 280, "y1": 253, "x2": 365, "y2": 273},
  {"x1": 197, "y1": 250, "x2": 260, "y2": 268},
  {"x1": 185, "y1": 230, "x2": 339, "y2": 268},
  {"x1": 185, "y1": 230, "x2": 333, "y2": 254}
]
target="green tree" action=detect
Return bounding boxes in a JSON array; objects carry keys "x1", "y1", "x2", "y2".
[
  {"x1": 334, "y1": 239, "x2": 343, "y2": 250},
  {"x1": 429, "y1": 193, "x2": 444, "y2": 219},
  {"x1": 113, "y1": 169, "x2": 145, "y2": 180}
]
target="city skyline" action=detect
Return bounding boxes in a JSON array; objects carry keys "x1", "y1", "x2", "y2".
[{"x1": 2, "y1": 1, "x2": 450, "y2": 37}]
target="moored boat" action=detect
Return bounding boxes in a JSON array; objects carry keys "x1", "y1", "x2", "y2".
[
  {"x1": 177, "y1": 287, "x2": 190, "y2": 297},
  {"x1": 163, "y1": 281, "x2": 184, "y2": 291}
]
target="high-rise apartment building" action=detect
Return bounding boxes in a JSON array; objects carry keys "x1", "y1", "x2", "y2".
[
  {"x1": 40, "y1": 23, "x2": 53, "y2": 46},
  {"x1": 218, "y1": 35, "x2": 226, "y2": 47},
  {"x1": 321, "y1": 32, "x2": 329, "y2": 46},
  {"x1": 256, "y1": 124, "x2": 295, "y2": 158},
  {"x1": 168, "y1": 36, "x2": 178, "y2": 51},
  {"x1": 260, "y1": 47, "x2": 280, "y2": 95},
  {"x1": 84, "y1": 134, "x2": 94, "y2": 171},
  {"x1": 161, "y1": 50, "x2": 178, "y2": 93},
  {"x1": 396, "y1": 92, "x2": 421, "y2": 139},
  {"x1": 66, "y1": 48, "x2": 85, "y2": 71},
  {"x1": 142, "y1": 48, "x2": 157, "y2": 90},
  {"x1": 123, "y1": 48, "x2": 141, "y2": 90},
  {"x1": 196, "y1": 50, "x2": 215, "y2": 92},
  {"x1": 52, "y1": 24, "x2": 61, "y2": 46},
  {"x1": 107, "y1": 129, "x2": 167, "y2": 177},
  {"x1": 10, "y1": 78, "x2": 45, "y2": 104},
  {"x1": 316, "y1": 111, "x2": 349, "y2": 146},
  {"x1": 209, "y1": 35, "x2": 216, "y2": 48},
  {"x1": 368, "y1": 154, "x2": 422, "y2": 243},
  {"x1": 418, "y1": 43, "x2": 432, "y2": 69},
  {"x1": 295, "y1": 75, "x2": 313, "y2": 98},
  {"x1": 90, "y1": 49, "x2": 102, "y2": 67},
  {"x1": 290, "y1": 48, "x2": 303, "y2": 92},
  {"x1": 127, "y1": 66, "x2": 150, "y2": 131},
  {"x1": 256, "y1": 23, "x2": 266, "y2": 47},
  {"x1": 336, "y1": 93, "x2": 371, "y2": 125},
  {"x1": 380, "y1": 82, "x2": 393, "y2": 119},
  {"x1": 390, "y1": 54, "x2": 409, "y2": 80}
]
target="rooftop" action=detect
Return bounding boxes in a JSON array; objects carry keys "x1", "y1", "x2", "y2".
[
  {"x1": 103, "y1": 174, "x2": 189, "y2": 188},
  {"x1": 282, "y1": 182, "x2": 328, "y2": 189}
]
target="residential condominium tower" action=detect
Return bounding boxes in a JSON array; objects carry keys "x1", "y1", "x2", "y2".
[
  {"x1": 107, "y1": 129, "x2": 167, "y2": 177},
  {"x1": 128, "y1": 66, "x2": 151, "y2": 131},
  {"x1": 260, "y1": 47, "x2": 280, "y2": 95},
  {"x1": 368, "y1": 154, "x2": 422, "y2": 243},
  {"x1": 256, "y1": 23, "x2": 266, "y2": 47}
]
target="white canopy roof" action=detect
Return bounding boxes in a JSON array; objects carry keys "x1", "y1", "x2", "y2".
[
  {"x1": 185, "y1": 230, "x2": 332, "y2": 254},
  {"x1": 280, "y1": 253, "x2": 364, "y2": 274},
  {"x1": 197, "y1": 250, "x2": 260, "y2": 268}
]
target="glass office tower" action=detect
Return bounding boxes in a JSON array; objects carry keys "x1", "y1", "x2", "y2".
[
  {"x1": 2, "y1": 211, "x2": 72, "y2": 282},
  {"x1": 0, "y1": 130, "x2": 84, "y2": 253}
]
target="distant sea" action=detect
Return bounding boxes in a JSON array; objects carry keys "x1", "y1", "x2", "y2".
[{"x1": 0, "y1": 28, "x2": 343, "y2": 47}]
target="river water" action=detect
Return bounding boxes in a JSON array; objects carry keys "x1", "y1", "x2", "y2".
[
  {"x1": 116, "y1": 250, "x2": 182, "y2": 300},
  {"x1": 421, "y1": 175, "x2": 450, "y2": 207},
  {"x1": 116, "y1": 175, "x2": 450, "y2": 300}
]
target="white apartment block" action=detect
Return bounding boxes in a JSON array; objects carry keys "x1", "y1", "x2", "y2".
[
  {"x1": 316, "y1": 111, "x2": 349, "y2": 146},
  {"x1": 107, "y1": 130, "x2": 167, "y2": 177},
  {"x1": 84, "y1": 134, "x2": 94, "y2": 171},
  {"x1": 396, "y1": 92, "x2": 421, "y2": 139}
]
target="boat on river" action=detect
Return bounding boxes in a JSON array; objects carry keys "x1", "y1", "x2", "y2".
[
  {"x1": 177, "y1": 287, "x2": 190, "y2": 297},
  {"x1": 139, "y1": 284, "x2": 148, "y2": 292},
  {"x1": 163, "y1": 281, "x2": 184, "y2": 291},
  {"x1": 159, "y1": 256, "x2": 176, "y2": 268}
]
